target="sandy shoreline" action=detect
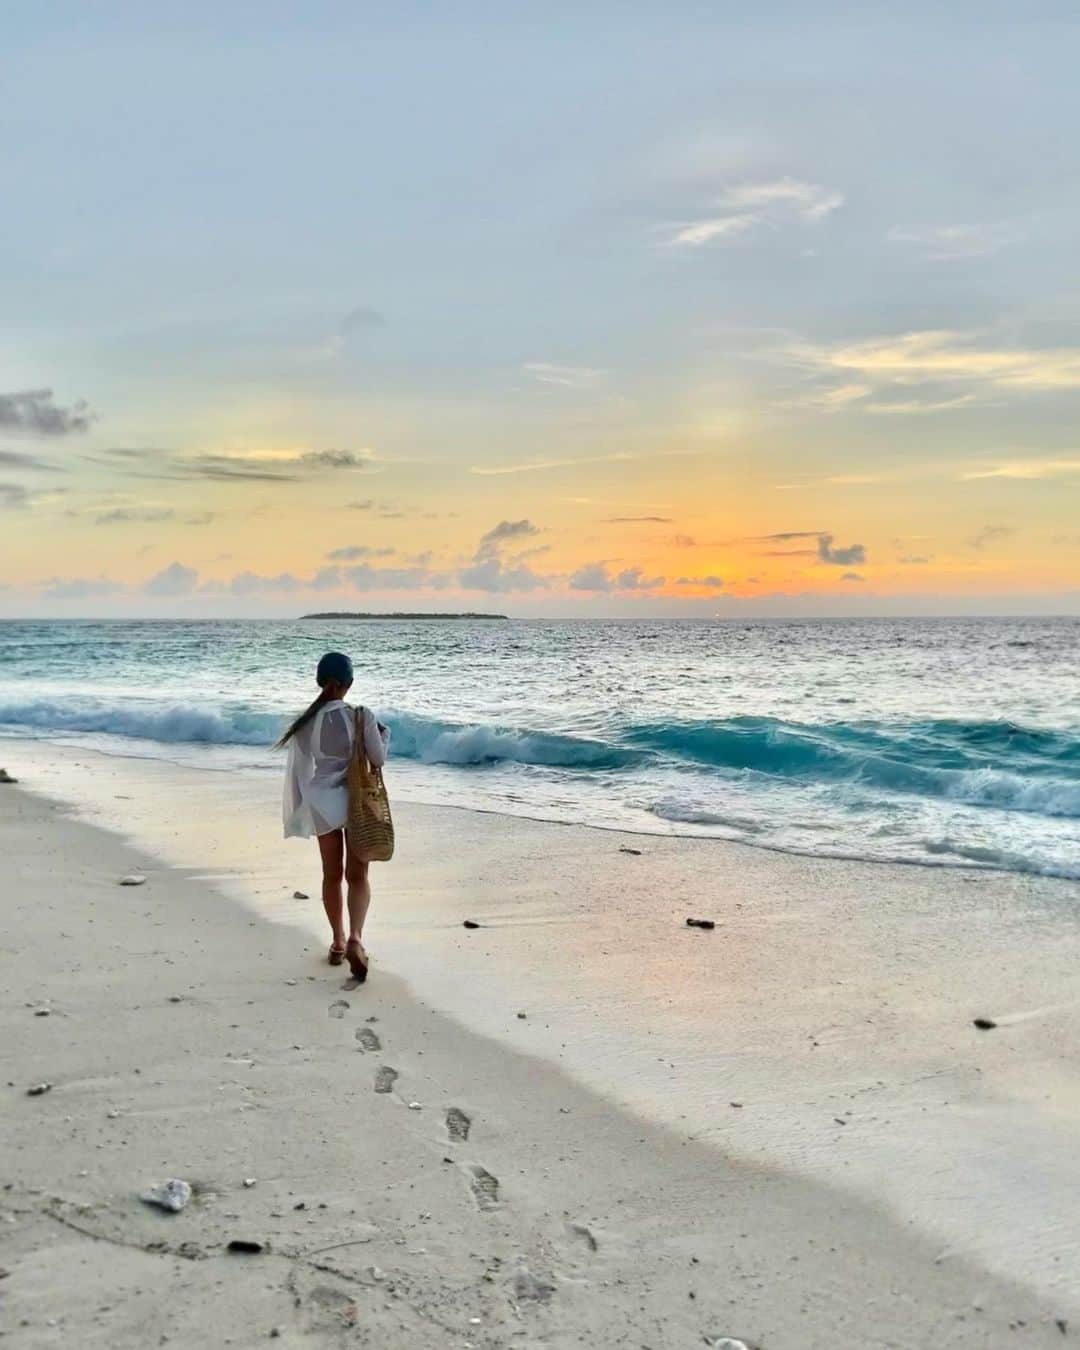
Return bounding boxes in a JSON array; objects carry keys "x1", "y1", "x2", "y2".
[{"x1": 2, "y1": 753, "x2": 1078, "y2": 1345}]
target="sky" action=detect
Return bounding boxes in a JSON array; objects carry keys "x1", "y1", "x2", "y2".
[{"x1": 3, "y1": 1, "x2": 1080, "y2": 618}]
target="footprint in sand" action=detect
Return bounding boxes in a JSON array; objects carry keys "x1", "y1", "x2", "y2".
[
  {"x1": 328, "y1": 1000, "x2": 350, "y2": 1019},
  {"x1": 374, "y1": 1065, "x2": 399, "y2": 1094},
  {"x1": 568, "y1": 1222, "x2": 598, "y2": 1252},
  {"x1": 445, "y1": 1107, "x2": 471, "y2": 1142},
  {"x1": 469, "y1": 1165, "x2": 499, "y2": 1210},
  {"x1": 355, "y1": 1026, "x2": 381, "y2": 1052}
]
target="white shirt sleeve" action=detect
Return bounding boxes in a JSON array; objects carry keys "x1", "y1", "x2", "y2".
[{"x1": 360, "y1": 705, "x2": 390, "y2": 768}]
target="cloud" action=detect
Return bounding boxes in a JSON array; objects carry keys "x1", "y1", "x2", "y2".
[
  {"x1": 41, "y1": 576, "x2": 123, "y2": 600},
  {"x1": 795, "y1": 330, "x2": 1080, "y2": 394},
  {"x1": 755, "y1": 530, "x2": 825, "y2": 541},
  {"x1": 886, "y1": 222, "x2": 1023, "y2": 261},
  {"x1": 476, "y1": 519, "x2": 540, "y2": 559},
  {"x1": 326, "y1": 545, "x2": 397, "y2": 561},
  {"x1": 458, "y1": 557, "x2": 548, "y2": 593},
  {"x1": 898, "y1": 554, "x2": 932, "y2": 564},
  {"x1": 0, "y1": 389, "x2": 94, "y2": 436},
  {"x1": 817, "y1": 534, "x2": 867, "y2": 566},
  {"x1": 143, "y1": 561, "x2": 199, "y2": 596},
  {"x1": 344, "y1": 563, "x2": 451, "y2": 592},
  {"x1": 105, "y1": 447, "x2": 372, "y2": 483},
  {"x1": 960, "y1": 457, "x2": 1080, "y2": 481},
  {"x1": 671, "y1": 534, "x2": 696, "y2": 548},
  {"x1": 840, "y1": 572, "x2": 865, "y2": 582},
  {"x1": 470, "y1": 452, "x2": 634, "y2": 476},
  {"x1": 675, "y1": 574, "x2": 725, "y2": 588},
  {"x1": 300, "y1": 449, "x2": 368, "y2": 470},
  {"x1": 342, "y1": 306, "x2": 386, "y2": 330},
  {"x1": 664, "y1": 178, "x2": 843, "y2": 248},
  {"x1": 568, "y1": 563, "x2": 665, "y2": 592},
  {"x1": 616, "y1": 567, "x2": 665, "y2": 590},
  {"x1": 862, "y1": 393, "x2": 978, "y2": 415},
  {"x1": 606, "y1": 515, "x2": 673, "y2": 524},
  {"x1": 0, "y1": 482, "x2": 30, "y2": 509},
  {"x1": 224, "y1": 571, "x2": 308, "y2": 595},
  {"x1": 92, "y1": 507, "x2": 214, "y2": 526},
  {"x1": 969, "y1": 525, "x2": 1014, "y2": 551},
  {"x1": 521, "y1": 363, "x2": 607, "y2": 388},
  {"x1": 0, "y1": 449, "x2": 63, "y2": 471}
]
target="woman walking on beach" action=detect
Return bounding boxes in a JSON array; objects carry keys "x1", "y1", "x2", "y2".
[{"x1": 279, "y1": 651, "x2": 390, "y2": 981}]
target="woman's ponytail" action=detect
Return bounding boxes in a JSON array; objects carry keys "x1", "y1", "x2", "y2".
[{"x1": 274, "y1": 687, "x2": 333, "y2": 749}]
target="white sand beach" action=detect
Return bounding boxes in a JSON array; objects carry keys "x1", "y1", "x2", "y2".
[{"x1": 3, "y1": 740, "x2": 1079, "y2": 1347}]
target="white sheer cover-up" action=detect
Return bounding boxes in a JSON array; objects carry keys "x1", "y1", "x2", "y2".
[{"x1": 282, "y1": 700, "x2": 390, "y2": 839}]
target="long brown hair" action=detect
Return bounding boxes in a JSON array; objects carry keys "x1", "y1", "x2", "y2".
[{"x1": 275, "y1": 686, "x2": 337, "y2": 749}]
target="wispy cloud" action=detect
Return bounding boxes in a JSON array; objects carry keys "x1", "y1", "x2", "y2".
[
  {"x1": 960, "y1": 457, "x2": 1080, "y2": 480},
  {"x1": 795, "y1": 330, "x2": 1080, "y2": 394},
  {"x1": 606, "y1": 515, "x2": 673, "y2": 524},
  {"x1": 0, "y1": 389, "x2": 94, "y2": 436},
  {"x1": 886, "y1": 221, "x2": 1023, "y2": 261},
  {"x1": 470, "y1": 452, "x2": 634, "y2": 476},
  {"x1": 969, "y1": 524, "x2": 1014, "y2": 551},
  {"x1": 0, "y1": 482, "x2": 30, "y2": 510},
  {"x1": 325, "y1": 545, "x2": 397, "y2": 561},
  {"x1": 96, "y1": 446, "x2": 372, "y2": 483},
  {"x1": 100, "y1": 507, "x2": 213, "y2": 526},
  {"x1": 476, "y1": 519, "x2": 540, "y2": 558},
  {"x1": 663, "y1": 177, "x2": 843, "y2": 248},
  {"x1": 0, "y1": 449, "x2": 64, "y2": 472},
  {"x1": 521, "y1": 362, "x2": 607, "y2": 389}
]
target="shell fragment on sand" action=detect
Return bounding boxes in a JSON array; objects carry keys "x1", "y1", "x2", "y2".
[
  {"x1": 292, "y1": 890, "x2": 309, "y2": 899},
  {"x1": 141, "y1": 1178, "x2": 192, "y2": 1212},
  {"x1": 119, "y1": 874, "x2": 147, "y2": 887},
  {"x1": 26, "y1": 1082, "x2": 52, "y2": 1096}
]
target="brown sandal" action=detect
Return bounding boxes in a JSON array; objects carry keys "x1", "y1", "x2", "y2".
[
  {"x1": 328, "y1": 943, "x2": 346, "y2": 966},
  {"x1": 345, "y1": 938, "x2": 368, "y2": 983}
]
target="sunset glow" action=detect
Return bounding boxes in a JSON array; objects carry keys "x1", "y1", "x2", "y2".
[{"x1": 3, "y1": 6, "x2": 1078, "y2": 616}]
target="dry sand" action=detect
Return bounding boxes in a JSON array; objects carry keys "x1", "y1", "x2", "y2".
[{"x1": 1, "y1": 772, "x2": 1077, "y2": 1347}]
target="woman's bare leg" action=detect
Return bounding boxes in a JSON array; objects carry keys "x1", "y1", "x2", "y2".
[
  {"x1": 317, "y1": 830, "x2": 346, "y2": 949},
  {"x1": 344, "y1": 841, "x2": 371, "y2": 948}
]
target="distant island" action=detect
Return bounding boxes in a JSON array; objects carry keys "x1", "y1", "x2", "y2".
[{"x1": 300, "y1": 611, "x2": 509, "y2": 621}]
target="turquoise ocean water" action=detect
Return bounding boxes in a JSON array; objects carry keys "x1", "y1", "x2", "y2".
[{"x1": 1, "y1": 617, "x2": 1078, "y2": 879}]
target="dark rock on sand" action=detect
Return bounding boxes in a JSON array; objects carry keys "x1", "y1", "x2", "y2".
[
  {"x1": 619, "y1": 846, "x2": 642, "y2": 855},
  {"x1": 0, "y1": 768, "x2": 17, "y2": 784},
  {"x1": 292, "y1": 890, "x2": 309, "y2": 899},
  {"x1": 226, "y1": 1239, "x2": 265, "y2": 1254},
  {"x1": 26, "y1": 1083, "x2": 52, "y2": 1096},
  {"x1": 463, "y1": 920, "x2": 481, "y2": 929},
  {"x1": 686, "y1": 918, "x2": 716, "y2": 930},
  {"x1": 973, "y1": 1017, "x2": 997, "y2": 1030}
]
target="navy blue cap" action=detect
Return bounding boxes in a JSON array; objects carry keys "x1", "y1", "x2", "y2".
[{"x1": 316, "y1": 651, "x2": 353, "y2": 687}]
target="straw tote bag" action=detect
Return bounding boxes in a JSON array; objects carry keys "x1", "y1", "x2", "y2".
[{"x1": 346, "y1": 707, "x2": 395, "y2": 862}]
